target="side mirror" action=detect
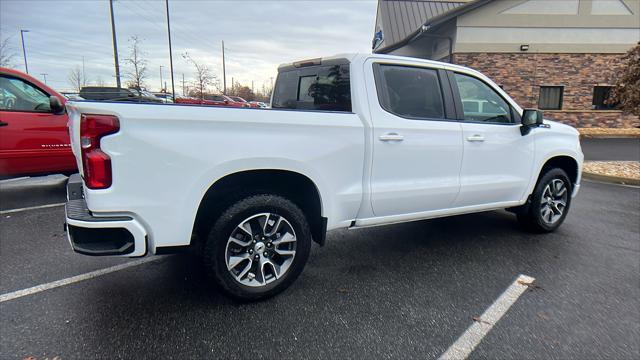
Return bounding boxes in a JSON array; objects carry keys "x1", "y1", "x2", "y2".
[
  {"x1": 224, "y1": 100, "x2": 229, "y2": 104},
  {"x1": 49, "y1": 96, "x2": 65, "y2": 115},
  {"x1": 520, "y1": 108, "x2": 544, "y2": 135}
]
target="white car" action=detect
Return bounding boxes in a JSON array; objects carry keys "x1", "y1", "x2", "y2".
[{"x1": 65, "y1": 53, "x2": 583, "y2": 300}]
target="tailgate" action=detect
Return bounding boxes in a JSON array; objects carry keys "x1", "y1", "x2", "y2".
[{"x1": 65, "y1": 103, "x2": 84, "y2": 174}]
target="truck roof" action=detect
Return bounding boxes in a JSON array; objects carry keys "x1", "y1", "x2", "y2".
[{"x1": 278, "y1": 53, "x2": 484, "y2": 78}]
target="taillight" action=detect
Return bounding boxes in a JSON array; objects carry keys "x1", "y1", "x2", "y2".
[{"x1": 80, "y1": 114, "x2": 119, "y2": 189}]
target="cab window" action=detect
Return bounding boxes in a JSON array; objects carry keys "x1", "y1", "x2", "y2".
[
  {"x1": 375, "y1": 64, "x2": 445, "y2": 120},
  {"x1": 454, "y1": 73, "x2": 512, "y2": 124},
  {"x1": 0, "y1": 76, "x2": 50, "y2": 112},
  {"x1": 272, "y1": 62, "x2": 351, "y2": 112}
]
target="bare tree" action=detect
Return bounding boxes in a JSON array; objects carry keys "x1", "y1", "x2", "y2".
[
  {"x1": 68, "y1": 66, "x2": 87, "y2": 92},
  {"x1": 0, "y1": 36, "x2": 17, "y2": 68},
  {"x1": 124, "y1": 35, "x2": 148, "y2": 90},
  {"x1": 182, "y1": 52, "x2": 219, "y2": 100},
  {"x1": 95, "y1": 76, "x2": 106, "y2": 87}
]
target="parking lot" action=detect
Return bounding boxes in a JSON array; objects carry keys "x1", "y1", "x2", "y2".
[{"x1": 1, "y1": 175, "x2": 638, "y2": 359}]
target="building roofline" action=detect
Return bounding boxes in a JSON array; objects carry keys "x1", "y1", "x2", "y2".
[{"x1": 375, "y1": 0, "x2": 493, "y2": 54}]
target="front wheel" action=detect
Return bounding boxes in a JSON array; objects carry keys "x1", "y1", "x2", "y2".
[
  {"x1": 203, "y1": 194, "x2": 312, "y2": 301},
  {"x1": 517, "y1": 168, "x2": 572, "y2": 233}
]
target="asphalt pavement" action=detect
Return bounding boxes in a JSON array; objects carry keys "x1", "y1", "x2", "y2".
[
  {"x1": 0, "y1": 180, "x2": 639, "y2": 359},
  {"x1": 581, "y1": 138, "x2": 640, "y2": 161}
]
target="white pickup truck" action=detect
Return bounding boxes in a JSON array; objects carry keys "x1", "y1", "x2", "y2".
[{"x1": 65, "y1": 53, "x2": 583, "y2": 300}]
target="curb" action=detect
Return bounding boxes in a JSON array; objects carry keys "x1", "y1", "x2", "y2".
[
  {"x1": 582, "y1": 171, "x2": 640, "y2": 186},
  {"x1": 580, "y1": 135, "x2": 640, "y2": 139}
]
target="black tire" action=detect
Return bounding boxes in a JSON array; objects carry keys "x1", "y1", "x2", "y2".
[
  {"x1": 517, "y1": 168, "x2": 573, "y2": 233},
  {"x1": 203, "y1": 194, "x2": 312, "y2": 301}
]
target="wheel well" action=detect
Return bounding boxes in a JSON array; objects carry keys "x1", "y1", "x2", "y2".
[
  {"x1": 192, "y1": 170, "x2": 325, "y2": 249},
  {"x1": 540, "y1": 156, "x2": 579, "y2": 186}
]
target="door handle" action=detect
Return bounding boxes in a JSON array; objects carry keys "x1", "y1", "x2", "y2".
[
  {"x1": 466, "y1": 134, "x2": 485, "y2": 142},
  {"x1": 379, "y1": 133, "x2": 404, "y2": 142},
  {"x1": 0, "y1": 121, "x2": 8, "y2": 127}
]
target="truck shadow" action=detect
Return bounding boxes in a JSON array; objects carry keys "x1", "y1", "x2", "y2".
[{"x1": 81, "y1": 209, "x2": 572, "y2": 356}]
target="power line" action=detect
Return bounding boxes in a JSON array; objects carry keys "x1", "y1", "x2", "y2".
[{"x1": 124, "y1": 0, "x2": 222, "y2": 54}]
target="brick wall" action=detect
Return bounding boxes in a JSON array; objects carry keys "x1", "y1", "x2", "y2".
[{"x1": 452, "y1": 53, "x2": 639, "y2": 128}]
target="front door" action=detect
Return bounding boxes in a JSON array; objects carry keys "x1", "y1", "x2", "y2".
[
  {"x1": 0, "y1": 75, "x2": 73, "y2": 176},
  {"x1": 450, "y1": 72, "x2": 535, "y2": 207},
  {"x1": 367, "y1": 62, "x2": 463, "y2": 217}
]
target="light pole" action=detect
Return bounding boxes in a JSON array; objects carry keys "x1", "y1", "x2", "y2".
[
  {"x1": 221, "y1": 40, "x2": 226, "y2": 95},
  {"x1": 109, "y1": 0, "x2": 121, "y2": 88},
  {"x1": 165, "y1": 0, "x2": 176, "y2": 101},
  {"x1": 182, "y1": 73, "x2": 185, "y2": 96},
  {"x1": 159, "y1": 65, "x2": 164, "y2": 92},
  {"x1": 40, "y1": 73, "x2": 48, "y2": 84},
  {"x1": 20, "y1": 29, "x2": 29, "y2": 74}
]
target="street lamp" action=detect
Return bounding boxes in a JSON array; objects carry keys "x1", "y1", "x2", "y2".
[
  {"x1": 20, "y1": 29, "x2": 29, "y2": 74},
  {"x1": 160, "y1": 65, "x2": 164, "y2": 92}
]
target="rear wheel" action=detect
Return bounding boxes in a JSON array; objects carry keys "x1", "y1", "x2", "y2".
[
  {"x1": 203, "y1": 194, "x2": 311, "y2": 301},
  {"x1": 517, "y1": 168, "x2": 572, "y2": 233}
]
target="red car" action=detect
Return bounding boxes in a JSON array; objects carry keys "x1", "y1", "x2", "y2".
[
  {"x1": 175, "y1": 94, "x2": 250, "y2": 107},
  {"x1": 0, "y1": 67, "x2": 76, "y2": 177},
  {"x1": 228, "y1": 96, "x2": 258, "y2": 108}
]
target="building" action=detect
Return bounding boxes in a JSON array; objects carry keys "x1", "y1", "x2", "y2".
[{"x1": 373, "y1": 0, "x2": 640, "y2": 128}]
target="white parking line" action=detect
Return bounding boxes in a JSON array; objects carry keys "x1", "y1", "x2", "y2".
[
  {"x1": 438, "y1": 274, "x2": 536, "y2": 360},
  {"x1": 0, "y1": 257, "x2": 164, "y2": 303},
  {"x1": 0, "y1": 202, "x2": 66, "y2": 215}
]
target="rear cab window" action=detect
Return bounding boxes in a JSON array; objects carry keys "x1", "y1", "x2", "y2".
[
  {"x1": 374, "y1": 64, "x2": 446, "y2": 120},
  {"x1": 272, "y1": 58, "x2": 351, "y2": 112}
]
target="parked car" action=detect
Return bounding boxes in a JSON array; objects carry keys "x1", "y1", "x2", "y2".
[
  {"x1": 62, "y1": 92, "x2": 85, "y2": 101},
  {"x1": 152, "y1": 92, "x2": 174, "y2": 103},
  {"x1": 64, "y1": 53, "x2": 583, "y2": 301},
  {"x1": 79, "y1": 87, "x2": 163, "y2": 103},
  {"x1": 249, "y1": 101, "x2": 269, "y2": 108},
  {"x1": 0, "y1": 67, "x2": 76, "y2": 177},
  {"x1": 175, "y1": 94, "x2": 249, "y2": 107},
  {"x1": 206, "y1": 94, "x2": 250, "y2": 107},
  {"x1": 228, "y1": 96, "x2": 257, "y2": 107}
]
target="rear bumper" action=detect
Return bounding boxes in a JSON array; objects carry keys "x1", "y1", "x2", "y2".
[{"x1": 65, "y1": 174, "x2": 147, "y2": 257}]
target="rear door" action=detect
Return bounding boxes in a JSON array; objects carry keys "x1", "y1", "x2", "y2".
[
  {"x1": 366, "y1": 61, "x2": 463, "y2": 217},
  {"x1": 449, "y1": 71, "x2": 535, "y2": 207},
  {"x1": 0, "y1": 75, "x2": 74, "y2": 176}
]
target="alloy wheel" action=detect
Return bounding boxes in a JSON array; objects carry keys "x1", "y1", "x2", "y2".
[
  {"x1": 540, "y1": 178, "x2": 568, "y2": 225},
  {"x1": 224, "y1": 212, "x2": 297, "y2": 287}
]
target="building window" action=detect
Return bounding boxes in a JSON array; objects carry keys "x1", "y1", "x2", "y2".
[
  {"x1": 538, "y1": 86, "x2": 564, "y2": 110},
  {"x1": 592, "y1": 86, "x2": 617, "y2": 110}
]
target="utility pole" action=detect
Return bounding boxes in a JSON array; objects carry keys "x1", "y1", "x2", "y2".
[
  {"x1": 20, "y1": 29, "x2": 29, "y2": 74},
  {"x1": 159, "y1": 65, "x2": 164, "y2": 92},
  {"x1": 221, "y1": 40, "x2": 226, "y2": 95},
  {"x1": 40, "y1": 73, "x2": 48, "y2": 84},
  {"x1": 182, "y1": 73, "x2": 185, "y2": 96},
  {"x1": 82, "y1": 56, "x2": 86, "y2": 87},
  {"x1": 109, "y1": 0, "x2": 121, "y2": 88},
  {"x1": 165, "y1": 0, "x2": 176, "y2": 100}
]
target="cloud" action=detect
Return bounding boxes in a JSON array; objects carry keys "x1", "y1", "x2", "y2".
[{"x1": 0, "y1": 0, "x2": 377, "y2": 93}]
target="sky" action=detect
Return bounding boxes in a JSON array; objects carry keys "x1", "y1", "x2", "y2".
[{"x1": 0, "y1": 0, "x2": 378, "y2": 94}]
